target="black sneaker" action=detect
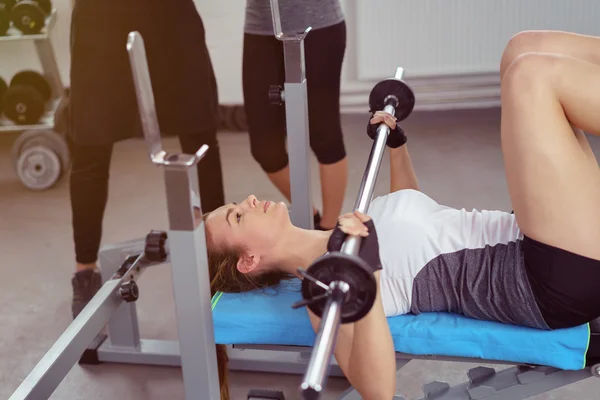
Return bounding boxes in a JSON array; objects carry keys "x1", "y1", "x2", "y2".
[{"x1": 71, "y1": 268, "x2": 102, "y2": 319}]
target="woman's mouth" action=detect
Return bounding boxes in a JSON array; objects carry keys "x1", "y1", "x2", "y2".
[{"x1": 264, "y1": 201, "x2": 271, "y2": 212}]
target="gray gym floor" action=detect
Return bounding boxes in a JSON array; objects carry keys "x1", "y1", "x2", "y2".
[{"x1": 1, "y1": 108, "x2": 599, "y2": 400}]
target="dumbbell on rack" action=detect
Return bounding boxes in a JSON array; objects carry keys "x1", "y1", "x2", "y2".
[
  {"x1": 2, "y1": 70, "x2": 51, "y2": 125},
  {"x1": 2, "y1": 0, "x2": 52, "y2": 35},
  {"x1": 0, "y1": 0, "x2": 15, "y2": 35}
]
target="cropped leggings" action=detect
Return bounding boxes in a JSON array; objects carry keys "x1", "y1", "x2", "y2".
[
  {"x1": 70, "y1": 133, "x2": 224, "y2": 264},
  {"x1": 242, "y1": 21, "x2": 347, "y2": 173}
]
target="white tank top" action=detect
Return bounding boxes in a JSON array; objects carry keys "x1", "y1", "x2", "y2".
[{"x1": 366, "y1": 189, "x2": 547, "y2": 329}]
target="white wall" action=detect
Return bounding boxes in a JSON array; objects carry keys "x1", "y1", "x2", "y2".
[{"x1": 2, "y1": 0, "x2": 599, "y2": 113}]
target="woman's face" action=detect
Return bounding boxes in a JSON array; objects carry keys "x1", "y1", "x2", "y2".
[{"x1": 204, "y1": 195, "x2": 291, "y2": 267}]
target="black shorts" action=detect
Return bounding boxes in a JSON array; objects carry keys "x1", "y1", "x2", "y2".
[
  {"x1": 523, "y1": 235, "x2": 600, "y2": 329},
  {"x1": 242, "y1": 21, "x2": 347, "y2": 173}
]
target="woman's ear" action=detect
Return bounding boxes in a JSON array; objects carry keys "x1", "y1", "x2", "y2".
[{"x1": 237, "y1": 252, "x2": 260, "y2": 274}]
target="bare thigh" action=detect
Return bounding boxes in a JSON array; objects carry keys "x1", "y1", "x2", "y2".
[
  {"x1": 501, "y1": 30, "x2": 600, "y2": 167},
  {"x1": 501, "y1": 53, "x2": 600, "y2": 260}
]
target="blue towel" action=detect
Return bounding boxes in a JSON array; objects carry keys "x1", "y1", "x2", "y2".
[{"x1": 212, "y1": 280, "x2": 590, "y2": 370}]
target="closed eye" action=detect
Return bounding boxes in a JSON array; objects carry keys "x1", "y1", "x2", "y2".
[{"x1": 236, "y1": 213, "x2": 242, "y2": 223}]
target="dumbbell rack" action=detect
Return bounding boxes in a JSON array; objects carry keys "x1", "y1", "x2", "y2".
[
  {"x1": 0, "y1": 9, "x2": 64, "y2": 131},
  {"x1": 0, "y1": 8, "x2": 69, "y2": 190}
]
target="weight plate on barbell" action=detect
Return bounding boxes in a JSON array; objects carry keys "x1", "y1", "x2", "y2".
[
  {"x1": 301, "y1": 252, "x2": 377, "y2": 324},
  {"x1": 11, "y1": 129, "x2": 70, "y2": 175},
  {"x1": 368, "y1": 78, "x2": 415, "y2": 122},
  {"x1": 16, "y1": 145, "x2": 61, "y2": 190},
  {"x1": 2, "y1": 85, "x2": 45, "y2": 124},
  {"x1": 11, "y1": 70, "x2": 52, "y2": 102},
  {"x1": 11, "y1": 0, "x2": 45, "y2": 34}
]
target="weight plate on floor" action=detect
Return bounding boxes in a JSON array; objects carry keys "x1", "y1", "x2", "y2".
[
  {"x1": 11, "y1": 70, "x2": 51, "y2": 102},
  {"x1": 11, "y1": 129, "x2": 70, "y2": 174},
  {"x1": 16, "y1": 145, "x2": 61, "y2": 190},
  {"x1": 2, "y1": 85, "x2": 45, "y2": 124},
  {"x1": 11, "y1": 0, "x2": 45, "y2": 34}
]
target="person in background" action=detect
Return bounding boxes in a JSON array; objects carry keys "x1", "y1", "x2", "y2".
[
  {"x1": 242, "y1": 0, "x2": 348, "y2": 230},
  {"x1": 68, "y1": 0, "x2": 225, "y2": 318}
]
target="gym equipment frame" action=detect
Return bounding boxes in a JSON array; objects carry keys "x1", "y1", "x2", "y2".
[{"x1": 267, "y1": 0, "x2": 314, "y2": 230}]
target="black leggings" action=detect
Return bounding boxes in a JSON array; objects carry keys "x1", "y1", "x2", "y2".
[
  {"x1": 242, "y1": 21, "x2": 347, "y2": 173},
  {"x1": 70, "y1": 133, "x2": 224, "y2": 264}
]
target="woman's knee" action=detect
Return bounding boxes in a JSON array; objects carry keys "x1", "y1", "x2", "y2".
[
  {"x1": 501, "y1": 52, "x2": 562, "y2": 99},
  {"x1": 250, "y1": 143, "x2": 289, "y2": 173},
  {"x1": 501, "y1": 30, "x2": 553, "y2": 78},
  {"x1": 310, "y1": 134, "x2": 346, "y2": 165}
]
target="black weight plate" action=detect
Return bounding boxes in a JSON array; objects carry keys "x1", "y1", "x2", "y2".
[
  {"x1": 11, "y1": 70, "x2": 51, "y2": 101},
  {"x1": 33, "y1": 0, "x2": 50, "y2": 15},
  {"x1": 2, "y1": 85, "x2": 45, "y2": 124},
  {"x1": 0, "y1": 9, "x2": 9, "y2": 36},
  {"x1": 368, "y1": 78, "x2": 416, "y2": 122},
  {"x1": 11, "y1": 129, "x2": 70, "y2": 174},
  {"x1": 301, "y1": 252, "x2": 377, "y2": 324},
  {"x1": 11, "y1": 0, "x2": 45, "y2": 34},
  {"x1": 0, "y1": 76, "x2": 7, "y2": 112}
]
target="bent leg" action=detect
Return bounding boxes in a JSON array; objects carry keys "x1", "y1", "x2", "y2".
[
  {"x1": 500, "y1": 31, "x2": 600, "y2": 166},
  {"x1": 501, "y1": 30, "x2": 600, "y2": 78},
  {"x1": 501, "y1": 52, "x2": 600, "y2": 260}
]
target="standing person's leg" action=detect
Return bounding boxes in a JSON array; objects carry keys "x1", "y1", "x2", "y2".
[
  {"x1": 69, "y1": 143, "x2": 113, "y2": 318},
  {"x1": 178, "y1": 132, "x2": 225, "y2": 213},
  {"x1": 304, "y1": 21, "x2": 348, "y2": 230},
  {"x1": 500, "y1": 50, "x2": 600, "y2": 329},
  {"x1": 68, "y1": 1, "x2": 143, "y2": 318}
]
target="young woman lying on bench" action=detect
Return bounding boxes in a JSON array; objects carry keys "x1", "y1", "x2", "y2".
[{"x1": 200, "y1": 30, "x2": 600, "y2": 400}]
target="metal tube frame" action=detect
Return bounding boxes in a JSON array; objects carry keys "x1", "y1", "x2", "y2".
[
  {"x1": 126, "y1": 31, "x2": 220, "y2": 400},
  {"x1": 299, "y1": 68, "x2": 405, "y2": 399},
  {"x1": 9, "y1": 255, "x2": 152, "y2": 400},
  {"x1": 270, "y1": 0, "x2": 314, "y2": 230}
]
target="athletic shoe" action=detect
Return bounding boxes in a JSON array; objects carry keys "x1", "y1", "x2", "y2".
[{"x1": 71, "y1": 268, "x2": 102, "y2": 319}]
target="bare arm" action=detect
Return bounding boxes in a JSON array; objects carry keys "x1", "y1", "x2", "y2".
[
  {"x1": 389, "y1": 145, "x2": 419, "y2": 193},
  {"x1": 307, "y1": 271, "x2": 396, "y2": 399},
  {"x1": 368, "y1": 112, "x2": 420, "y2": 193}
]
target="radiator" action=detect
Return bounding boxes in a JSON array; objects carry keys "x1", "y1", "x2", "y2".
[{"x1": 356, "y1": 0, "x2": 600, "y2": 81}]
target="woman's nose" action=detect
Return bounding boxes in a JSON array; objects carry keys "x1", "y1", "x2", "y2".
[{"x1": 245, "y1": 195, "x2": 257, "y2": 208}]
